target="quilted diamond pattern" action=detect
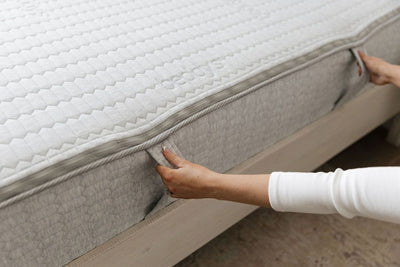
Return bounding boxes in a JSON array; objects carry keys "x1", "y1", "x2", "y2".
[{"x1": 0, "y1": 0, "x2": 399, "y2": 189}]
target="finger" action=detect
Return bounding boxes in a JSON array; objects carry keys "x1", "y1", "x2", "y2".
[
  {"x1": 162, "y1": 147, "x2": 186, "y2": 168},
  {"x1": 155, "y1": 164, "x2": 176, "y2": 182},
  {"x1": 358, "y1": 50, "x2": 369, "y2": 64}
]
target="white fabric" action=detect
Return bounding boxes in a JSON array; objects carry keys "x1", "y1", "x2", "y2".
[
  {"x1": 1, "y1": 0, "x2": 400, "y2": 189},
  {"x1": 269, "y1": 167, "x2": 400, "y2": 224}
]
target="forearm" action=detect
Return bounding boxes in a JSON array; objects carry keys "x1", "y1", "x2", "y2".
[
  {"x1": 212, "y1": 167, "x2": 400, "y2": 224},
  {"x1": 270, "y1": 167, "x2": 400, "y2": 224},
  {"x1": 212, "y1": 173, "x2": 271, "y2": 207},
  {"x1": 157, "y1": 148, "x2": 400, "y2": 224}
]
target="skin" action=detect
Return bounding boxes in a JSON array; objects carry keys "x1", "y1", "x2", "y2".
[
  {"x1": 358, "y1": 51, "x2": 400, "y2": 87},
  {"x1": 156, "y1": 52, "x2": 400, "y2": 208},
  {"x1": 155, "y1": 147, "x2": 270, "y2": 207}
]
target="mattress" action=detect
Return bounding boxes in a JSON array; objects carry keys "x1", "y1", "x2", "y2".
[{"x1": 1, "y1": 0, "x2": 400, "y2": 265}]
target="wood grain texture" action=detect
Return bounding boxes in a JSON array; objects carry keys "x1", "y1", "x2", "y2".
[{"x1": 68, "y1": 84, "x2": 400, "y2": 267}]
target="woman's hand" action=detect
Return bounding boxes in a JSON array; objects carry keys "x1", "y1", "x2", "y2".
[
  {"x1": 155, "y1": 147, "x2": 220, "y2": 199},
  {"x1": 358, "y1": 51, "x2": 400, "y2": 86},
  {"x1": 155, "y1": 147, "x2": 271, "y2": 207}
]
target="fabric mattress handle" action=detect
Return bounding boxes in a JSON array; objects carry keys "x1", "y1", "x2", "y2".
[
  {"x1": 146, "y1": 138, "x2": 184, "y2": 169},
  {"x1": 350, "y1": 47, "x2": 368, "y2": 77},
  {"x1": 144, "y1": 138, "x2": 183, "y2": 217},
  {"x1": 333, "y1": 47, "x2": 370, "y2": 108}
]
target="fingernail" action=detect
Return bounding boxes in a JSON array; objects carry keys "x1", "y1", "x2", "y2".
[{"x1": 162, "y1": 146, "x2": 169, "y2": 152}]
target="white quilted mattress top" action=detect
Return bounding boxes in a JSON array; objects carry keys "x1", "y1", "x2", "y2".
[{"x1": 1, "y1": 0, "x2": 400, "y2": 198}]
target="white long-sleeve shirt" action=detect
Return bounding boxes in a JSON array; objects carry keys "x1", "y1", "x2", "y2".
[{"x1": 269, "y1": 167, "x2": 400, "y2": 224}]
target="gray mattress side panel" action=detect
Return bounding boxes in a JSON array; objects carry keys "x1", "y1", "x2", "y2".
[
  {"x1": 0, "y1": 150, "x2": 166, "y2": 266},
  {"x1": 1, "y1": 19, "x2": 400, "y2": 266}
]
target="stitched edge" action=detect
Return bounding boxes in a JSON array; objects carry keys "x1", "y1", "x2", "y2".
[{"x1": 0, "y1": 8, "x2": 399, "y2": 208}]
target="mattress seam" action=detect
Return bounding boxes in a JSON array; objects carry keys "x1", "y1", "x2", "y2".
[{"x1": 1, "y1": 8, "x2": 400, "y2": 208}]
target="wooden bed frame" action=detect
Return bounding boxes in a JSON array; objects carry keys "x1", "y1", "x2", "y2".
[{"x1": 68, "y1": 84, "x2": 400, "y2": 267}]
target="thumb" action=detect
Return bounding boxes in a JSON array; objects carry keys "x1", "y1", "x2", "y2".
[{"x1": 162, "y1": 147, "x2": 186, "y2": 168}]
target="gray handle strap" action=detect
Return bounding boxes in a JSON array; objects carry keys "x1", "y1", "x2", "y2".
[
  {"x1": 334, "y1": 47, "x2": 370, "y2": 107},
  {"x1": 145, "y1": 137, "x2": 183, "y2": 217},
  {"x1": 350, "y1": 47, "x2": 368, "y2": 77}
]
